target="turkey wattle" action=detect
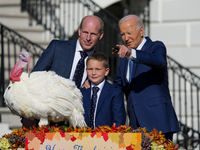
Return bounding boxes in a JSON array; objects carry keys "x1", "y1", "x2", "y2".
[{"x1": 4, "y1": 51, "x2": 86, "y2": 128}]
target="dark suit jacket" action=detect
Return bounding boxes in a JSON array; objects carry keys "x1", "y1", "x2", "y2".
[
  {"x1": 32, "y1": 39, "x2": 77, "y2": 78},
  {"x1": 113, "y1": 37, "x2": 180, "y2": 133},
  {"x1": 81, "y1": 80, "x2": 126, "y2": 128}
]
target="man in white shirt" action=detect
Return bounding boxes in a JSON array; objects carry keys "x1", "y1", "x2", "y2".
[
  {"x1": 113, "y1": 14, "x2": 180, "y2": 141},
  {"x1": 22, "y1": 15, "x2": 104, "y2": 128}
]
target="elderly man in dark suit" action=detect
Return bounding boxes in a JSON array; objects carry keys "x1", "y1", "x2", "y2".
[
  {"x1": 113, "y1": 14, "x2": 180, "y2": 141},
  {"x1": 22, "y1": 15, "x2": 104, "y2": 128}
]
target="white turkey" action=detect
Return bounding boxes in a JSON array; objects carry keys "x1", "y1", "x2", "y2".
[{"x1": 4, "y1": 51, "x2": 86, "y2": 128}]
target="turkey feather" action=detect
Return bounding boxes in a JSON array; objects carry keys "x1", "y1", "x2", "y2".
[{"x1": 4, "y1": 51, "x2": 86, "y2": 128}]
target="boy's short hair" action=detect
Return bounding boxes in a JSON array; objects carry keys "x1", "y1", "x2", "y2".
[{"x1": 86, "y1": 52, "x2": 109, "y2": 68}]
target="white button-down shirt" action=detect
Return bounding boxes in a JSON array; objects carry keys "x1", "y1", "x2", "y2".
[
  {"x1": 126, "y1": 38, "x2": 147, "y2": 81},
  {"x1": 69, "y1": 40, "x2": 94, "y2": 86}
]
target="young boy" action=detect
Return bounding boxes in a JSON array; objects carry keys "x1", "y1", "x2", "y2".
[{"x1": 81, "y1": 52, "x2": 126, "y2": 129}]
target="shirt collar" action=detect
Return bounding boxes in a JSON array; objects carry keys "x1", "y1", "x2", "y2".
[
  {"x1": 136, "y1": 37, "x2": 147, "y2": 50},
  {"x1": 76, "y1": 39, "x2": 94, "y2": 56},
  {"x1": 91, "y1": 79, "x2": 105, "y2": 90}
]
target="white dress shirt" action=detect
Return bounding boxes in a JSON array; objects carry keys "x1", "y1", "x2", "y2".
[
  {"x1": 126, "y1": 38, "x2": 147, "y2": 81},
  {"x1": 69, "y1": 40, "x2": 94, "y2": 86},
  {"x1": 90, "y1": 80, "x2": 105, "y2": 128}
]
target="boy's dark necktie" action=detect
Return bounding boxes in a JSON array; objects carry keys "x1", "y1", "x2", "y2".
[
  {"x1": 90, "y1": 86, "x2": 99, "y2": 129},
  {"x1": 73, "y1": 51, "x2": 87, "y2": 88}
]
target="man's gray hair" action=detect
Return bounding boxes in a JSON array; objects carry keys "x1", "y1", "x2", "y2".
[{"x1": 118, "y1": 14, "x2": 144, "y2": 30}]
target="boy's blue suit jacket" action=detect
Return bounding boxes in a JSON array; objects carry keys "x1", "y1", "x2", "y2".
[
  {"x1": 81, "y1": 80, "x2": 126, "y2": 128},
  {"x1": 113, "y1": 37, "x2": 180, "y2": 133}
]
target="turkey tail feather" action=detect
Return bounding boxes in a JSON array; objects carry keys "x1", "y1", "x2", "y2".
[{"x1": 69, "y1": 109, "x2": 87, "y2": 128}]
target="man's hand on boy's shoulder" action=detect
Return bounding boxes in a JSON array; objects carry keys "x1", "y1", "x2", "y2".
[{"x1": 82, "y1": 79, "x2": 90, "y2": 89}]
